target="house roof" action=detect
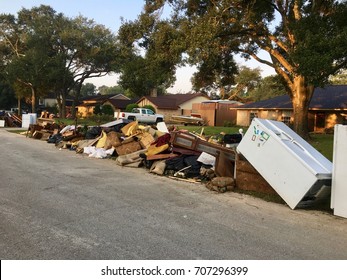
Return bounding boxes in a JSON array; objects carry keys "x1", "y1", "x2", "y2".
[
  {"x1": 103, "y1": 99, "x2": 139, "y2": 110},
  {"x1": 138, "y1": 93, "x2": 210, "y2": 109},
  {"x1": 239, "y1": 85, "x2": 347, "y2": 110},
  {"x1": 109, "y1": 94, "x2": 130, "y2": 100},
  {"x1": 79, "y1": 94, "x2": 118, "y2": 102},
  {"x1": 202, "y1": 99, "x2": 244, "y2": 105}
]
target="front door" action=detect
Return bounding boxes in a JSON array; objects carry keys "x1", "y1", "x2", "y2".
[{"x1": 315, "y1": 113, "x2": 326, "y2": 132}]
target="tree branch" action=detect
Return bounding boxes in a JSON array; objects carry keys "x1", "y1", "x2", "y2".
[
  {"x1": 240, "y1": 48, "x2": 275, "y2": 68},
  {"x1": 268, "y1": 34, "x2": 288, "y2": 52}
]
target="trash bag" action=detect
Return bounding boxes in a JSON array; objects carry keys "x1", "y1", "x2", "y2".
[
  {"x1": 183, "y1": 155, "x2": 202, "y2": 177},
  {"x1": 85, "y1": 126, "x2": 102, "y2": 139},
  {"x1": 165, "y1": 155, "x2": 186, "y2": 171},
  {"x1": 223, "y1": 133, "x2": 242, "y2": 144},
  {"x1": 47, "y1": 133, "x2": 62, "y2": 144}
]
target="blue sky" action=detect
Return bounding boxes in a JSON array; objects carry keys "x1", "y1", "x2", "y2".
[
  {"x1": 1, "y1": 0, "x2": 275, "y2": 93},
  {"x1": 1, "y1": 0, "x2": 145, "y2": 32}
]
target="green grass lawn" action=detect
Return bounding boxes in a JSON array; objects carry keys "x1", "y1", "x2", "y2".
[{"x1": 308, "y1": 133, "x2": 334, "y2": 161}]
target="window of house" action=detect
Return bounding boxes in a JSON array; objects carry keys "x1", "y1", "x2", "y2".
[
  {"x1": 281, "y1": 116, "x2": 291, "y2": 125},
  {"x1": 249, "y1": 112, "x2": 258, "y2": 124}
]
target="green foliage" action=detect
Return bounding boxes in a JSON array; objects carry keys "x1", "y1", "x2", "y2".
[
  {"x1": 98, "y1": 85, "x2": 124, "y2": 95},
  {"x1": 87, "y1": 114, "x2": 114, "y2": 124},
  {"x1": 117, "y1": 11, "x2": 183, "y2": 96},
  {"x1": 80, "y1": 83, "x2": 96, "y2": 97},
  {"x1": 0, "y1": 5, "x2": 122, "y2": 116},
  {"x1": 126, "y1": 0, "x2": 347, "y2": 137},
  {"x1": 93, "y1": 104, "x2": 102, "y2": 115},
  {"x1": 223, "y1": 121, "x2": 232, "y2": 127},
  {"x1": 142, "y1": 104, "x2": 156, "y2": 113},
  {"x1": 228, "y1": 66, "x2": 262, "y2": 100},
  {"x1": 0, "y1": 81, "x2": 17, "y2": 109},
  {"x1": 250, "y1": 75, "x2": 287, "y2": 101},
  {"x1": 44, "y1": 104, "x2": 59, "y2": 115},
  {"x1": 329, "y1": 69, "x2": 347, "y2": 85},
  {"x1": 101, "y1": 104, "x2": 114, "y2": 116},
  {"x1": 125, "y1": 103, "x2": 139, "y2": 112}
]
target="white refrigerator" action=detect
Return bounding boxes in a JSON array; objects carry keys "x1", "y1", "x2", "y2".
[
  {"x1": 331, "y1": 125, "x2": 347, "y2": 218},
  {"x1": 237, "y1": 118, "x2": 333, "y2": 209},
  {"x1": 21, "y1": 113, "x2": 37, "y2": 128}
]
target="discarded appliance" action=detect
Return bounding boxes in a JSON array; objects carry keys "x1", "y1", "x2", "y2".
[
  {"x1": 100, "y1": 118, "x2": 130, "y2": 129},
  {"x1": 22, "y1": 113, "x2": 37, "y2": 128},
  {"x1": 331, "y1": 125, "x2": 347, "y2": 218},
  {"x1": 237, "y1": 118, "x2": 333, "y2": 209}
]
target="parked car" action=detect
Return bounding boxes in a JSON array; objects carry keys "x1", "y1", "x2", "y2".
[{"x1": 114, "y1": 108, "x2": 164, "y2": 124}]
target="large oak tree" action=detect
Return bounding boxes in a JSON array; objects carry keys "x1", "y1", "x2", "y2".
[
  {"x1": 125, "y1": 0, "x2": 347, "y2": 138},
  {"x1": 0, "y1": 5, "x2": 122, "y2": 117}
]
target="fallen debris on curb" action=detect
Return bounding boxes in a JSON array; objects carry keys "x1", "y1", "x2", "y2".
[{"x1": 25, "y1": 118, "x2": 250, "y2": 197}]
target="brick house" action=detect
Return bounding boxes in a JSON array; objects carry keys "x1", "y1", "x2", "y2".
[{"x1": 236, "y1": 85, "x2": 347, "y2": 132}]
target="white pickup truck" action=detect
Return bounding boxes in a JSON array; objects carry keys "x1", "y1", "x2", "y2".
[{"x1": 114, "y1": 108, "x2": 164, "y2": 124}]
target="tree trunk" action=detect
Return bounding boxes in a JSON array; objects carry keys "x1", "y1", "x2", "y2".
[
  {"x1": 31, "y1": 87, "x2": 36, "y2": 113},
  {"x1": 72, "y1": 82, "x2": 83, "y2": 119},
  {"x1": 290, "y1": 76, "x2": 314, "y2": 140},
  {"x1": 61, "y1": 93, "x2": 66, "y2": 118},
  {"x1": 17, "y1": 98, "x2": 22, "y2": 115},
  {"x1": 56, "y1": 94, "x2": 62, "y2": 118}
]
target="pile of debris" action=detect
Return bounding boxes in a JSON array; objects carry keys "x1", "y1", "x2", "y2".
[
  {"x1": 25, "y1": 118, "x2": 262, "y2": 194},
  {"x1": 22, "y1": 116, "x2": 338, "y2": 212},
  {"x1": 0, "y1": 111, "x2": 22, "y2": 127}
]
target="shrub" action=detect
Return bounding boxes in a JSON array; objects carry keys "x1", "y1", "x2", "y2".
[
  {"x1": 101, "y1": 104, "x2": 114, "y2": 116},
  {"x1": 87, "y1": 114, "x2": 114, "y2": 124},
  {"x1": 125, "y1": 103, "x2": 139, "y2": 112},
  {"x1": 93, "y1": 104, "x2": 102, "y2": 115},
  {"x1": 223, "y1": 120, "x2": 232, "y2": 127},
  {"x1": 143, "y1": 104, "x2": 156, "y2": 113}
]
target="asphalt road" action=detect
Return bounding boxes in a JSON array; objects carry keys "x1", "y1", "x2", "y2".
[{"x1": 1, "y1": 128, "x2": 347, "y2": 260}]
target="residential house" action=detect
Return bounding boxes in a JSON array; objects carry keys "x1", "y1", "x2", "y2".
[
  {"x1": 102, "y1": 98, "x2": 139, "y2": 114},
  {"x1": 236, "y1": 85, "x2": 347, "y2": 132},
  {"x1": 136, "y1": 93, "x2": 210, "y2": 121},
  {"x1": 77, "y1": 94, "x2": 131, "y2": 117},
  {"x1": 39, "y1": 92, "x2": 74, "y2": 114}
]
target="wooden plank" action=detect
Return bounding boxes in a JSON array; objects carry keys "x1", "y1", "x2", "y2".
[{"x1": 146, "y1": 153, "x2": 179, "y2": 161}]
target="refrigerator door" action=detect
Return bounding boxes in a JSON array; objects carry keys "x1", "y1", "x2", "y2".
[
  {"x1": 237, "y1": 118, "x2": 332, "y2": 209},
  {"x1": 331, "y1": 125, "x2": 347, "y2": 218}
]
